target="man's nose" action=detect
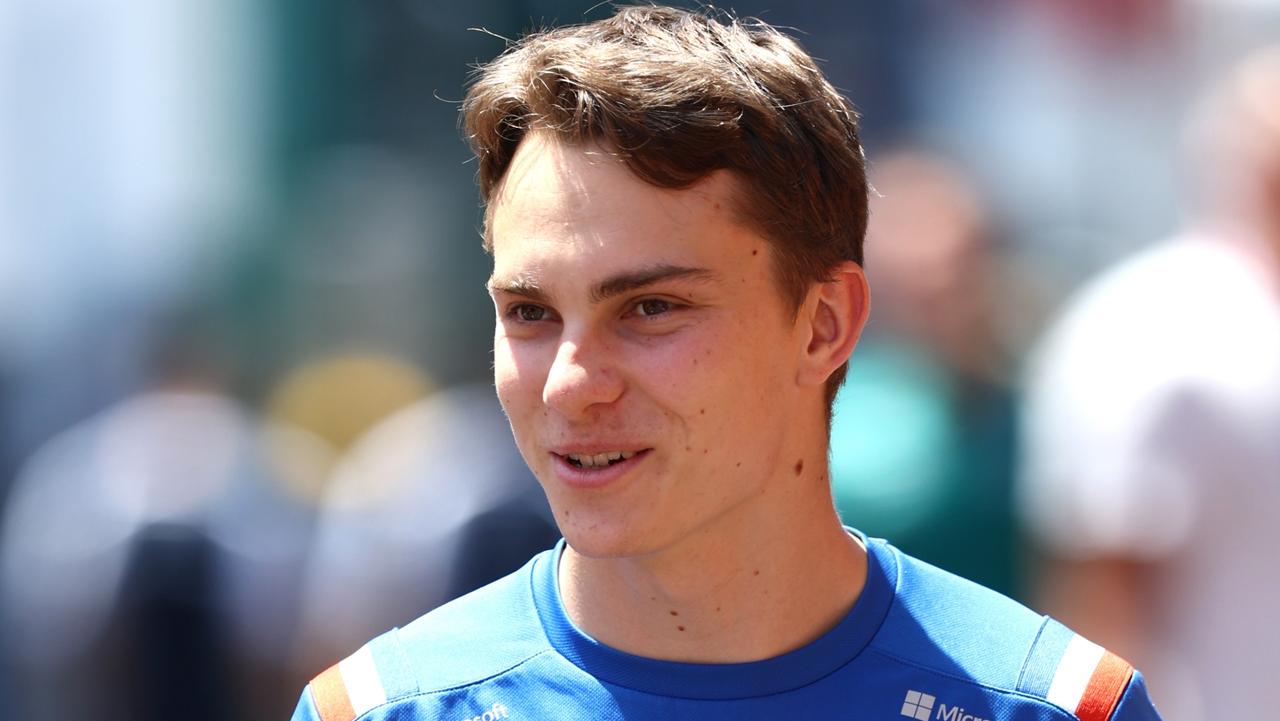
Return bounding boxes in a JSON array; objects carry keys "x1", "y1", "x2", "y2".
[{"x1": 542, "y1": 332, "x2": 624, "y2": 418}]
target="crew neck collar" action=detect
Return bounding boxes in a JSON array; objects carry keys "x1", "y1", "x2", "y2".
[{"x1": 528, "y1": 529, "x2": 898, "y2": 700}]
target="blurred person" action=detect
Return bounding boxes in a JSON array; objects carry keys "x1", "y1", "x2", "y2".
[
  {"x1": 0, "y1": 0, "x2": 271, "y2": 709},
  {"x1": 0, "y1": 325, "x2": 329, "y2": 721},
  {"x1": 291, "y1": 383, "x2": 556, "y2": 675},
  {"x1": 291, "y1": 7, "x2": 1161, "y2": 721},
  {"x1": 1020, "y1": 46, "x2": 1280, "y2": 721},
  {"x1": 830, "y1": 151, "x2": 1023, "y2": 597},
  {"x1": 0, "y1": 0, "x2": 267, "y2": 493}
]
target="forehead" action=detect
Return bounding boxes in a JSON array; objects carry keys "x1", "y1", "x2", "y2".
[{"x1": 487, "y1": 133, "x2": 758, "y2": 280}]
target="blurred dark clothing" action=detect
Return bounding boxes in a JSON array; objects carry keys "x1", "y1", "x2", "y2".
[{"x1": 0, "y1": 390, "x2": 321, "y2": 721}]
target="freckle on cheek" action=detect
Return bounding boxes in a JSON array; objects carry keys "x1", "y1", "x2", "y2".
[
  {"x1": 677, "y1": 625, "x2": 686, "y2": 632},
  {"x1": 794, "y1": 458, "x2": 804, "y2": 475}
]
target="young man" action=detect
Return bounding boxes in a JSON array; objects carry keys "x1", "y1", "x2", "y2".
[{"x1": 292, "y1": 7, "x2": 1162, "y2": 720}]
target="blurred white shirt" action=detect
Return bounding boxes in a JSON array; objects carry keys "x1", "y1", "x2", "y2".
[{"x1": 1021, "y1": 235, "x2": 1280, "y2": 721}]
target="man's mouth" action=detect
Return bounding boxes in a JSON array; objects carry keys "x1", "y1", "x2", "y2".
[{"x1": 564, "y1": 451, "x2": 638, "y2": 469}]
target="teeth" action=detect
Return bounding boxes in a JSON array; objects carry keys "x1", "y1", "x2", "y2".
[{"x1": 566, "y1": 451, "x2": 638, "y2": 468}]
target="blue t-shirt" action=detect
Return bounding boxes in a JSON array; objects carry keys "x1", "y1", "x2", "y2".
[{"x1": 291, "y1": 535, "x2": 1162, "y2": 721}]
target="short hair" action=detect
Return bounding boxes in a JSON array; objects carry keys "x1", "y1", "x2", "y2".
[{"x1": 462, "y1": 5, "x2": 868, "y2": 408}]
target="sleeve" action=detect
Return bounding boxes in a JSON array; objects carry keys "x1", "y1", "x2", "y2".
[
  {"x1": 1110, "y1": 670, "x2": 1163, "y2": 721},
  {"x1": 1017, "y1": 618, "x2": 1164, "y2": 721},
  {"x1": 290, "y1": 686, "x2": 322, "y2": 721},
  {"x1": 289, "y1": 632, "x2": 419, "y2": 721}
]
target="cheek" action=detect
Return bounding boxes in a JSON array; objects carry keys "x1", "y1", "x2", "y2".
[
  {"x1": 676, "y1": 320, "x2": 793, "y2": 425},
  {"x1": 493, "y1": 344, "x2": 547, "y2": 466},
  {"x1": 675, "y1": 318, "x2": 781, "y2": 383},
  {"x1": 637, "y1": 333, "x2": 719, "y2": 397},
  {"x1": 639, "y1": 333, "x2": 757, "y2": 431},
  {"x1": 492, "y1": 338, "x2": 538, "y2": 416}
]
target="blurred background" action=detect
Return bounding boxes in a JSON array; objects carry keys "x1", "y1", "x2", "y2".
[{"x1": 1, "y1": 1, "x2": 1278, "y2": 720}]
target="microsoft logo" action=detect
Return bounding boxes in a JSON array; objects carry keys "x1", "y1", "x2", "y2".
[{"x1": 901, "y1": 690, "x2": 936, "y2": 721}]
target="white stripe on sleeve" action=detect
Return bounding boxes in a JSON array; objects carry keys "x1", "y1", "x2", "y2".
[
  {"x1": 339, "y1": 644, "x2": 388, "y2": 716},
  {"x1": 1046, "y1": 634, "x2": 1105, "y2": 712}
]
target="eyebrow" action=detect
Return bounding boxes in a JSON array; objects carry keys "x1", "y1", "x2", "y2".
[
  {"x1": 486, "y1": 274, "x2": 550, "y2": 302},
  {"x1": 487, "y1": 264, "x2": 717, "y2": 304}
]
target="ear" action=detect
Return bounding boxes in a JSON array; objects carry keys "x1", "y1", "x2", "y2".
[{"x1": 797, "y1": 261, "x2": 870, "y2": 389}]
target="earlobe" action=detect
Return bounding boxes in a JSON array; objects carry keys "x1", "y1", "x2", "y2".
[{"x1": 799, "y1": 262, "x2": 870, "y2": 388}]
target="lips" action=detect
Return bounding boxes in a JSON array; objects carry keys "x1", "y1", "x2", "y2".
[{"x1": 549, "y1": 447, "x2": 652, "y2": 488}]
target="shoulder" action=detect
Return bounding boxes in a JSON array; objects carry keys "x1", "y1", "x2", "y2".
[
  {"x1": 868, "y1": 542, "x2": 1045, "y2": 690},
  {"x1": 394, "y1": 550, "x2": 553, "y2": 687},
  {"x1": 867, "y1": 541, "x2": 1161, "y2": 720},
  {"x1": 293, "y1": 552, "x2": 555, "y2": 721}
]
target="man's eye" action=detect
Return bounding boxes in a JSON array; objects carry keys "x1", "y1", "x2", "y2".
[
  {"x1": 634, "y1": 299, "x2": 672, "y2": 317},
  {"x1": 512, "y1": 304, "x2": 548, "y2": 322}
]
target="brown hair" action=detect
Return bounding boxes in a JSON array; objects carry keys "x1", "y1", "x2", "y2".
[{"x1": 462, "y1": 5, "x2": 868, "y2": 409}]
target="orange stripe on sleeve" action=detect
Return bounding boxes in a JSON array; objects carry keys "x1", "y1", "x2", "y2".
[
  {"x1": 1074, "y1": 650, "x2": 1134, "y2": 721},
  {"x1": 310, "y1": 663, "x2": 357, "y2": 721}
]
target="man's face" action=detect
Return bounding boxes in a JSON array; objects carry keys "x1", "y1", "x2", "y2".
[{"x1": 488, "y1": 133, "x2": 811, "y2": 558}]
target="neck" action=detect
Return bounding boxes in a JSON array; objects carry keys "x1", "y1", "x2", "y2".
[{"x1": 558, "y1": 460, "x2": 867, "y2": 663}]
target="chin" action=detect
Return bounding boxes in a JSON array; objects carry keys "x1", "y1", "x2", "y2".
[{"x1": 557, "y1": 514, "x2": 665, "y2": 560}]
